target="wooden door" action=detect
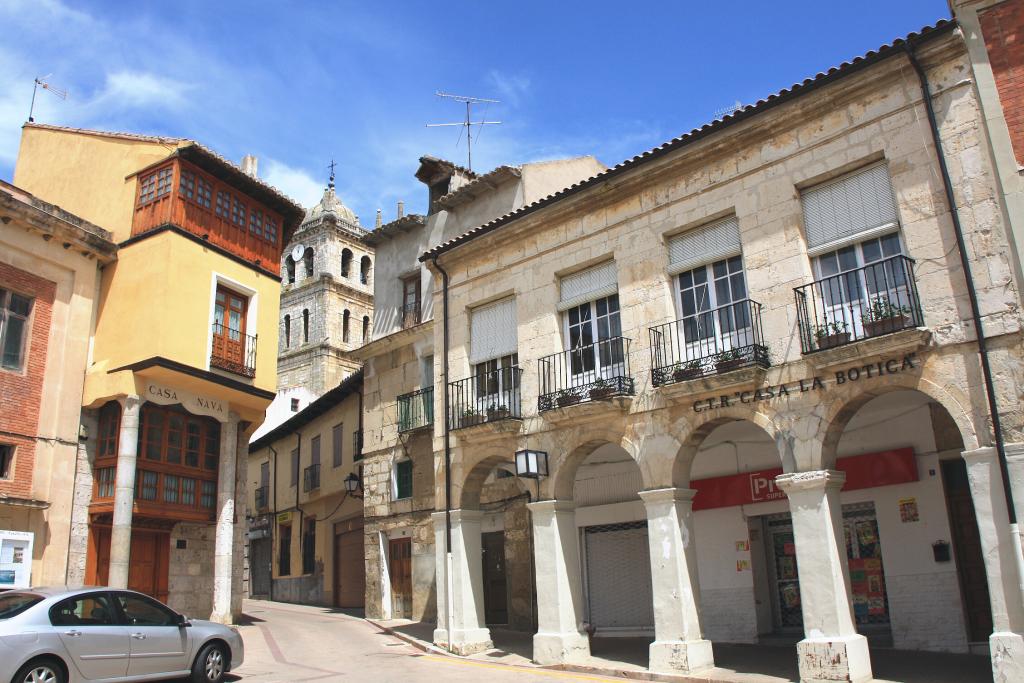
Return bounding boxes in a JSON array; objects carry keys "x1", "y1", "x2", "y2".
[
  {"x1": 942, "y1": 459, "x2": 993, "y2": 642},
  {"x1": 482, "y1": 531, "x2": 508, "y2": 625},
  {"x1": 86, "y1": 526, "x2": 112, "y2": 587},
  {"x1": 213, "y1": 285, "x2": 247, "y2": 366},
  {"x1": 334, "y1": 527, "x2": 365, "y2": 608},
  {"x1": 250, "y1": 538, "x2": 272, "y2": 598},
  {"x1": 85, "y1": 528, "x2": 168, "y2": 603},
  {"x1": 388, "y1": 537, "x2": 412, "y2": 618}
]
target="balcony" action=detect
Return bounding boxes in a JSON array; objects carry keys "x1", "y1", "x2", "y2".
[
  {"x1": 449, "y1": 366, "x2": 523, "y2": 430},
  {"x1": 90, "y1": 466, "x2": 216, "y2": 523},
  {"x1": 255, "y1": 485, "x2": 269, "y2": 511},
  {"x1": 352, "y1": 430, "x2": 363, "y2": 461},
  {"x1": 650, "y1": 299, "x2": 769, "y2": 386},
  {"x1": 303, "y1": 464, "x2": 320, "y2": 493},
  {"x1": 398, "y1": 387, "x2": 434, "y2": 433},
  {"x1": 795, "y1": 255, "x2": 923, "y2": 354},
  {"x1": 402, "y1": 301, "x2": 422, "y2": 329},
  {"x1": 538, "y1": 337, "x2": 634, "y2": 412},
  {"x1": 210, "y1": 322, "x2": 257, "y2": 377}
]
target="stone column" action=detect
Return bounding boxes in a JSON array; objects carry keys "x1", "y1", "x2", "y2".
[
  {"x1": 431, "y1": 510, "x2": 492, "y2": 655},
  {"x1": 775, "y1": 470, "x2": 872, "y2": 683},
  {"x1": 638, "y1": 488, "x2": 714, "y2": 674},
  {"x1": 962, "y1": 446, "x2": 1024, "y2": 682},
  {"x1": 109, "y1": 395, "x2": 143, "y2": 589},
  {"x1": 211, "y1": 413, "x2": 240, "y2": 624},
  {"x1": 528, "y1": 500, "x2": 590, "y2": 665}
]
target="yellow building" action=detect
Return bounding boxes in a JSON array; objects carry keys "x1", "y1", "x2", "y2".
[{"x1": 13, "y1": 124, "x2": 304, "y2": 621}]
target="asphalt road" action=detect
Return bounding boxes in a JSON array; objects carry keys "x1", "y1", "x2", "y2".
[{"x1": 230, "y1": 600, "x2": 621, "y2": 683}]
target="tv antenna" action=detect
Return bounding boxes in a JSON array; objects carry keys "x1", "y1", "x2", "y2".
[
  {"x1": 426, "y1": 91, "x2": 501, "y2": 172},
  {"x1": 712, "y1": 100, "x2": 743, "y2": 121},
  {"x1": 28, "y1": 75, "x2": 68, "y2": 123}
]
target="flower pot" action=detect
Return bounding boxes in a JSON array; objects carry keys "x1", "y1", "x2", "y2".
[
  {"x1": 556, "y1": 394, "x2": 581, "y2": 408},
  {"x1": 715, "y1": 358, "x2": 746, "y2": 374},
  {"x1": 459, "y1": 414, "x2": 485, "y2": 428},
  {"x1": 589, "y1": 386, "x2": 616, "y2": 401},
  {"x1": 864, "y1": 315, "x2": 908, "y2": 338},
  {"x1": 816, "y1": 332, "x2": 850, "y2": 350},
  {"x1": 672, "y1": 367, "x2": 704, "y2": 383},
  {"x1": 486, "y1": 408, "x2": 510, "y2": 421}
]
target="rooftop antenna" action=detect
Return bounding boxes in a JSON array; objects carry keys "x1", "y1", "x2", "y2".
[
  {"x1": 28, "y1": 75, "x2": 68, "y2": 123},
  {"x1": 426, "y1": 91, "x2": 501, "y2": 172},
  {"x1": 712, "y1": 100, "x2": 743, "y2": 121}
]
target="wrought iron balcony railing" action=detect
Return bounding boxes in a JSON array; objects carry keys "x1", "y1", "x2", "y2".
[
  {"x1": 649, "y1": 299, "x2": 769, "y2": 386},
  {"x1": 210, "y1": 323, "x2": 257, "y2": 377},
  {"x1": 794, "y1": 255, "x2": 923, "y2": 354},
  {"x1": 303, "y1": 463, "x2": 320, "y2": 493},
  {"x1": 398, "y1": 386, "x2": 434, "y2": 432},
  {"x1": 352, "y1": 430, "x2": 363, "y2": 461},
  {"x1": 449, "y1": 366, "x2": 523, "y2": 430},
  {"x1": 402, "y1": 301, "x2": 422, "y2": 329},
  {"x1": 538, "y1": 336, "x2": 634, "y2": 412},
  {"x1": 255, "y1": 485, "x2": 269, "y2": 511}
]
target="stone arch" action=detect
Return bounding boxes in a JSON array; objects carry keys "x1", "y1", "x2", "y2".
[
  {"x1": 455, "y1": 451, "x2": 524, "y2": 509},
  {"x1": 818, "y1": 373, "x2": 979, "y2": 470},
  {"x1": 360, "y1": 255, "x2": 372, "y2": 285},
  {"x1": 672, "y1": 406, "x2": 784, "y2": 488},
  {"x1": 548, "y1": 427, "x2": 638, "y2": 501},
  {"x1": 341, "y1": 248, "x2": 353, "y2": 277},
  {"x1": 342, "y1": 309, "x2": 351, "y2": 343},
  {"x1": 302, "y1": 308, "x2": 309, "y2": 343},
  {"x1": 303, "y1": 247, "x2": 314, "y2": 279},
  {"x1": 285, "y1": 255, "x2": 296, "y2": 284},
  {"x1": 283, "y1": 314, "x2": 291, "y2": 348},
  {"x1": 362, "y1": 315, "x2": 370, "y2": 342}
]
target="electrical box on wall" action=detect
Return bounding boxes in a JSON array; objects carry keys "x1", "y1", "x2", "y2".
[
  {"x1": 932, "y1": 540, "x2": 951, "y2": 563},
  {"x1": 0, "y1": 530, "x2": 34, "y2": 588}
]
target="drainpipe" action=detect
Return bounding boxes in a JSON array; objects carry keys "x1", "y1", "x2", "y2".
[
  {"x1": 295, "y1": 431, "x2": 302, "y2": 579},
  {"x1": 431, "y1": 253, "x2": 454, "y2": 653},
  {"x1": 268, "y1": 443, "x2": 278, "y2": 603},
  {"x1": 904, "y1": 42, "x2": 1023, "y2": 584}
]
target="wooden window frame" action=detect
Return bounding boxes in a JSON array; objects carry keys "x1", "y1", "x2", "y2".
[
  {"x1": 0, "y1": 443, "x2": 12, "y2": 480},
  {"x1": 0, "y1": 288, "x2": 34, "y2": 372},
  {"x1": 332, "y1": 424, "x2": 343, "y2": 468},
  {"x1": 395, "y1": 459, "x2": 413, "y2": 500},
  {"x1": 279, "y1": 523, "x2": 292, "y2": 576}
]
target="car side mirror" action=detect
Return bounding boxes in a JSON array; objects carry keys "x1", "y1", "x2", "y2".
[{"x1": 176, "y1": 613, "x2": 192, "y2": 627}]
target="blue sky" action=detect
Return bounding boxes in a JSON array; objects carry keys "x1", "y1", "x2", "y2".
[{"x1": 0, "y1": 0, "x2": 950, "y2": 223}]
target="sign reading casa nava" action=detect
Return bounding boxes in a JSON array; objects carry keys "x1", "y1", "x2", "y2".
[{"x1": 692, "y1": 353, "x2": 919, "y2": 413}]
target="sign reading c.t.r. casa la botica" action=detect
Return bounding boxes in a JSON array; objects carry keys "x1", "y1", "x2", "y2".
[{"x1": 692, "y1": 353, "x2": 919, "y2": 413}]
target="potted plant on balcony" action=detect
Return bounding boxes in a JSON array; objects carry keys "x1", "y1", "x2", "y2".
[
  {"x1": 813, "y1": 320, "x2": 850, "y2": 350},
  {"x1": 588, "y1": 377, "x2": 617, "y2": 401},
  {"x1": 486, "y1": 403, "x2": 510, "y2": 421},
  {"x1": 715, "y1": 348, "x2": 746, "y2": 374},
  {"x1": 862, "y1": 295, "x2": 911, "y2": 338},
  {"x1": 672, "y1": 359, "x2": 704, "y2": 383},
  {"x1": 555, "y1": 387, "x2": 582, "y2": 408},
  {"x1": 459, "y1": 407, "x2": 485, "y2": 428}
]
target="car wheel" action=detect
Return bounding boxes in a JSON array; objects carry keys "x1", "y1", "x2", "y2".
[
  {"x1": 191, "y1": 642, "x2": 227, "y2": 683},
  {"x1": 13, "y1": 658, "x2": 65, "y2": 683}
]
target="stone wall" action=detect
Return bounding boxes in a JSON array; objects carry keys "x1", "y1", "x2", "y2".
[
  {"x1": 66, "y1": 408, "x2": 98, "y2": 586},
  {"x1": 168, "y1": 522, "x2": 214, "y2": 619}
]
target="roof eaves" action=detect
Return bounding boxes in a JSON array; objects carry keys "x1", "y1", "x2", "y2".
[
  {"x1": 363, "y1": 214, "x2": 427, "y2": 246},
  {"x1": 435, "y1": 166, "x2": 522, "y2": 210},
  {"x1": 249, "y1": 370, "x2": 363, "y2": 453},
  {"x1": 419, "y1": 20, "x2": 955, "y2": 263}
]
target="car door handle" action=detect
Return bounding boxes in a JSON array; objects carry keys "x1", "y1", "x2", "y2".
[
  {"x1": 131, "y1": 633, "x2": 146, "y2": 640},
  {"x1": 64, "y1": 630, "x2": 82, "y2": 637}
]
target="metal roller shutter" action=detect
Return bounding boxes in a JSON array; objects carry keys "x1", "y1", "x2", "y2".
[
  {"x1": 584, "y1": 521, "x2": 654, "y2": 631},
  {"x1": 667, "y1": 215, "x2": 742, "y2": 275}
]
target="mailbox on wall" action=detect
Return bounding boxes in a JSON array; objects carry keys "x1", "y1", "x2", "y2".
[{"x1": 0, "y1": 530, "x2": 33, "y2": 589}]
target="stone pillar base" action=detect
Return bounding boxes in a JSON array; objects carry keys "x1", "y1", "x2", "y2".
[
  {"x1": 649, "y1": 638, "x2": 714, "y2": 674},
  {"x1": 533, "y1": 631, "x2": 590, "y2": 665},
  {"x1": 209, "y1": 611, "x2": 233, "y2": 626},
  {"x1": 433, "y1": 628, "x2": 493, "y2": 655},
  {"x1": 991, "y1": 631, "x2": 1024, "y2": 682},
  {"x1": 796, "y1": 634, "x2": 871, "y2": 683}
]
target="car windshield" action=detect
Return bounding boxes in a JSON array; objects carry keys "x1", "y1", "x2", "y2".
[{"x1": 0, "y1": 592, "x2": 43, "y2": 619}]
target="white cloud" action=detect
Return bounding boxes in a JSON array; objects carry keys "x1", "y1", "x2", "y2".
[
  {"x1": 262, "y1": 158, "x2": 325, "y2": 209},
  {"x1": 91, "y1": 71, "x2": 194, "y2": 110},
  {"x1": 485, "y1": 70, "x2": 531, "y2": 107}
]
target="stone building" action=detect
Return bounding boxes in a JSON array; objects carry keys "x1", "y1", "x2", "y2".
[
  {"x1": 352, "y1": 156, "x2": 607, "y2": 624},
  {"x1": 0, "y1": 181, "x2": 116, "y2": 589},
  {"x1": 413, "y1": 17, "x2": 1024, "y2": 683}
]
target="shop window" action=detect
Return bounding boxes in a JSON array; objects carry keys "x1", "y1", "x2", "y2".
[
  {"x1": 394, "y1": 459, "x2": 413, "y2": 500},
  {"x1": 341, "y1": 249, "x2": 352, "y2": 277},
  {"x1": 279, "y1": 523, "x2": 292, "y2": 576},
  {"x1": 96, "y1": 401, "x2": 121, "y2": 459},
  {"x1": 0, "y1": 444, "x2": 12, "y2": 479},
  {"x1": 332, "y1": 423, "x2": 343, "y2": 468},
  {"x1": 343, "y1": 310, "x2": 350, "y2": 343},
  {"x1": 215, "y1": 191, "x2": 231, "y2": 219},
  {"x1": 0, "y1": 288, "x2": 33, "y2": 371},
  {"x1": 302, "y1": 518, "x2": 316, "y2": 574},
  {"x1": 196, "y1": 177, "x2": 213, "y2": 209}
]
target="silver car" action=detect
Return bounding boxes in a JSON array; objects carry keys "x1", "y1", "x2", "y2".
[{"x1": 0, "y1": 587, "x2": 243, "y2": 683}]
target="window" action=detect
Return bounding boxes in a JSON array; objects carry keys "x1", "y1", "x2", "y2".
[
  {"x1": 311, "y1": 435, "x2": 321, "y2": 467},
  {"x1": 138, "y1": 173, "x2": 157, "y2": 204},
  {"x1": 215, "y1": 191, "x2": 231, "y2": 219},
  {"x1": 279, "y1": 524, "x2": 292, "y2": 575},
  {"x1": 137, "y1": 470, "x2": 158, "y2": 501},
  {"x1": 181, "y1": 478, "x2": 196, "y2": 506},
  {"x1": 341, "y1": 249, "x2": 352, "y2": 277},
  {"x1": 264, "y1": 215, "x2": 278, "y2": 243},
  {"x1": 0, "y1": 444, "x2": 12, "y2": 480},
  {"x1": 811, "y1": 232, "x2": 907, "y2": 331},
  {"x1": 565, "y1": 295, "x2": 623, "y2": 380},
  {"x1": 156, "y1": 167, "x2": 172, "y2": 198},
  {"x1": 200, "y1": 480, "x2": 216, "y2": 509},
  {"x1": 402, "y1": 275, "x2": 420, "y2": 328},
  {"x1": 475, "y1": 354, "x2": 519, "y2": 409},
  {"x1": 163, "y1": 474, "x2": 179, "y2": 503},
  {"x1": 284, "y1": 314, "x2": 291, "y2": 348},
  {"x1": 675, "y1": 254, "x2": 750, "y2": 357},
  {"x1": 138, "y1": 167, "x2": 172, "y2": 205},
  {"x1": 362, "y1": 315, "x2": 370, "y2": 342},
  {"x1": 115, "y1": 593, "x2": 177, "y2": 626},
  {"x1": 303, "y1": 248, "x2": 314, "y2": 279},
  {"x1": 212, "y1": 286, "x2": 248, "y2": 370},
  {"x1": 50, "y1": 594, "x2": 116, "y2": 627},
  {"x1": 179, "y1": 170, "x2": 195, "y2": 200},
  {"x1": 469, "y1": 298, "x2": 518, "y2": 410},
  {"x1": 290, "y1": 398, "x2": 299, "y2": 412},
  {"x1": 0, "y1": 593, "x2": 42, "y2": 619},
  {"x1": 428, "y1": 178, "x2": 450, "y2": 212},
  {"x1": 286, "y1": 257, "x2": 296, "y2": 284},
  {"x1": 395, "y1": 459, "x2": 413, "y2": 500},
  {"x1": 343, "y1": 310, "x2": 350, "y2": 343},
  {"x1": 249, "y1": 209, "x2": 264, "y2": 238},
  {"x1": 1, "y1": 288, "x2": 33, "y2": 371},
  {"x1": 302, "y1": 309, "x2": 309, "y2": 343},
  {"x1": 196, "y1": 177, "x2": 213, "y2": 209},
  {"x1": 97, "y1": 401, "x2": 121, "y2": 459},
  {"x1": 95, "y1": 467, "x2": 115, "y2": 497},
  {"x1": 139, "y1": 403, "x2": 219, "y2": 474},
  {"x1": 332, "y1": 424, "x2": 343, "y2": 467},
  {"x1": 360, "y1": 256, "x2": 372, "y2": 285},
  {"x1": 232, "y1": 197, "x2": 247, "y2": 227},
  {"x1": 302, "y1": 518, "x2": 316, "y2": 574},
  {"x1": 290, "y1": 449, "x2": 299, "y2": 487}
]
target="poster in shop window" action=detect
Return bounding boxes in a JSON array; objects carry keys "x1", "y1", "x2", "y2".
[
  {"x1": 0, "y1": 530, "x2": 33, "y2": 589},
  {"x1": 845, "y1": 519, "x2": 889, "y2": 623}
]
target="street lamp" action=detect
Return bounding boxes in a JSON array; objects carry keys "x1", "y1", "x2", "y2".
[
  {"x1": 344, "y1": 472, "x2": 363, "y2": 499},
  {"x1": 514, "y1": 449, "x2": 549, "y2": 478}
]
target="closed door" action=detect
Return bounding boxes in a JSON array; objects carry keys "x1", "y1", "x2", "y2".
[
  {"x1": 388, "y1": 538, "x2": 412, "y2": 618},
  {"x1": 334, "y1": 528, "x2": 365, "y2": 608},
  {"x1": 250, "y1": 538, "x2": 272, "y2": 597},
  {"x1": 114, "y1": 592, "x2": 189, "y2": 677},
  {"x1": 126, "y1": 532, "x2": 170, "y2": 603},
  {"x1": 942, "y1": 459, "x2": 993, "y2": 641},
  {"x1": 52, "y1": 592, "x2": 130, "y2": 680},
  {"x1": 481, "y1": 531, "x2": 508, "y2": 625},
  {"x1": 213, "y1": 285, "x2": 247, "y2": 364}
]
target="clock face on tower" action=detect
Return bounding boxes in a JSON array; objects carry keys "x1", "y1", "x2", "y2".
[{"x1": 291, "y1": 244, "x2": 305, "y2": 261}]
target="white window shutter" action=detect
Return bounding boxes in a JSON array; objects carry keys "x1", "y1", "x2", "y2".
[
  {"x1": 558, "y1": 261, "x2": 618, "y2": 312},
  {"x1": 801, "y1": 163, "x2": 898, "y2": 251},
  {"x1": 667, "y1": 216, "x2": 741, "y2": 275},
  {"x1": 469, "y1": 298, "x2": 518, "y2": 365}
]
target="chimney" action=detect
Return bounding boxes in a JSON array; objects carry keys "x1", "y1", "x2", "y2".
[
  {"x1": 397, "y1": 200, "x2": 404, "y2": 219},
  {"x1": 241, "y1": 154, "x2": 259, "y2": 178},
  {"x1": 375, "y1": 209, "x2": 382, "y2": 229}
]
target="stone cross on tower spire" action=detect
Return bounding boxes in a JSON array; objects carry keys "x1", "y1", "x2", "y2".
[{"x1": 328, "y1": 159, "x2": 337, "y2": 190}]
